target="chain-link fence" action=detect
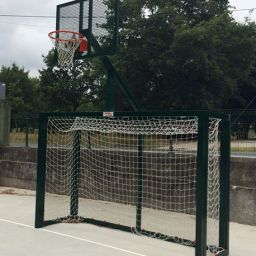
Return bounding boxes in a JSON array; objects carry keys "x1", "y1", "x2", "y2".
[
  {"x1": 7, "y1": 111, "x2": 256, "y2": 157},
  {"x1": 227, "y1": 110, "x2": 256, "y2": 157},
  {"x1": 10, "y1": 113, "x2": 38, "y2": 147}
]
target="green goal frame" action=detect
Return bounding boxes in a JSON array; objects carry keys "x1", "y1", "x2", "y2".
[{"x1": 35, "y1": 111, "x2": 230, "y2": 256}]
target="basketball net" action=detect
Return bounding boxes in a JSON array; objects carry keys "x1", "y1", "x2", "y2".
[{"x1": 48, "y1": 30, "x2": 88, "y2": 67}]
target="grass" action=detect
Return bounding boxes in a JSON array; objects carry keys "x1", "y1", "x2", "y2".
[
  {"x1": 9, "y1": 131, "x2": 38, "y2": 145},
  {"x1": 8, "y1": 131, "x2": 256, "y2": 154},
  {"x1": 9, "y1": 131, "x2": 178, "y2": 150},
  {"x1": 231, "y1": 147, "x2": 256, "y2": 153}
]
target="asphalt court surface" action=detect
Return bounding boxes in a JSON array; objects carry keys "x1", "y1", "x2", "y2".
[{"x1": 0, "y1": 187, "x2": 255, "y2": 256}]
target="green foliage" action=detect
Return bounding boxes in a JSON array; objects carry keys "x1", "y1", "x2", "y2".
[
  {"x1": 168, "y1": 16, "x2": 256, "y2": 109},
  {"x1": 3, "y1": 0, "x2": 256, "y2": 114},
  {"x1": 0, "y1": 63, "x2": 40, "y2": 117},
  {"x1": 108, "y1": 0, "x2": 256, "y2": 110},
  {"x1": 169, "y1": 0, "x2": 230, "y2": 25},
  {"x1": 39, "y1": 50, "x2": 103, "y2": 112}
]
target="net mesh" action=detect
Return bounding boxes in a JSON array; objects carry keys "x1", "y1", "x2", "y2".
[
  {"x1": 43, "y1": 115, "x2": 221, "y2": 255},
  {"x1": 91, "y1": 0, "x2": 110, "y2": 52},
  {"x1": 49, "y1": 31, "x2": 82, "y2": 67}
]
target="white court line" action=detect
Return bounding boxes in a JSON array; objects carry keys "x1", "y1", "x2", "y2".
[{"x1": 0, "y1": 218, "x2": 148, "y2": 256}]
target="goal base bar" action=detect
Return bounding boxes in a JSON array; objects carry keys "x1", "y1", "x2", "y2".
[{"x1": 43, "y1": 216, "x2": 228, "y2": 255}]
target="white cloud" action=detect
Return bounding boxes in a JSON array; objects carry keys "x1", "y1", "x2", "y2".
[
  {"x1": 230, "y1": 0, "x2": 256, "y2": 23},
  {"x1": 0, "y1": 0, "x2": 63, "y2": 77},
  {"x1": 0, "y1": 0, "x2": 256, "y2": 77}
]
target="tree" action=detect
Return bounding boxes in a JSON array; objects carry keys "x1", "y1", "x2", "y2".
[
  {"x1": 106, "y1": 0, "x2": 256, "y2": 110},
  {"x1": 39, "y1": 0, "x2": 256, "y2": 112},
  {"x1": 0, "y1": 63, "x2": 40, "y2": 117},
  {"x1": 39, "y1": 49, "x2": 102, "y2": 112},
  {"x1": 170, "y1": 0, "x2": 229, "y2": 25},
  {"x1": 165, "y1": 16, "x2": 256, "y2": 109},
  {"x1": 227, "y1": 67, "x2": 256, "y2": 110}
]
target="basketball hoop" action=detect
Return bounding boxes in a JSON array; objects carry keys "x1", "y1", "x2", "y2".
[{"x1": 48, "y1": 30, "x2": 88, "y2": 67}]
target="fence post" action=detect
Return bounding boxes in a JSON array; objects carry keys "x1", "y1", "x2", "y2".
[
  {"x1": 25, "y1": 115, "x2": 29, "y2": 147},
  {"x1": 35, "y1": 114, "x2": 48, "y2": 228},
  {"x1": 136, "y1": 134, "x2": 144, "y2": 232},
  {"x1": 70, "y1": 130, "x2": 81, "y2": 216},
  {"x1": 196, "y1": 113, "x2": 209, "y2": 256},
  {"x1": 219, "y1": 116, "x2": 231, "y2": 254}
]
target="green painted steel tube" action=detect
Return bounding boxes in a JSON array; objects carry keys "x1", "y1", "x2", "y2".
[
  {"x1": 113, "y1": 0, "x2": 120, "y2": 53},
  {"x1": 195, "y1": 114, "x2": 209, "y2": 256},
  {"x1": 101, "y1": 55, "x2": 141, "y2": 112},
  {"x1": 87, "y1": 33, "x2": 141, "y2": 112},
  {"x1": 35, "y1": 115, "x2": 48, "y2": 228},
  {"x1": 106, "y1": 70, "x2": 115, "y2": 111},
  {"x1": 136, "y1": 134, "x2": 144, "y2": 231},
  {"x1": 38, "y1": 111, "x2": 227, "y2": 119},
  {"x1": 219, "y1": 116, "x2": 231, "y2": 253},
  {"x1": 88, "y1": 0, "x2": 93, "y2": 55},
  {"x1": 70, "y1": 130, "x2": 81, "y2": 216},
  {"x1": 25, "y1": 117, "x2": 29, "y2": 147}
]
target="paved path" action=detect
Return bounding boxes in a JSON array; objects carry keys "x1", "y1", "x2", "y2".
[{"x1": 0, "y1": 187, "x2": 255, "y2": 256}]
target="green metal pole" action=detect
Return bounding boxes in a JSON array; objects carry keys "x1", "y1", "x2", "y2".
[
  {"x1": 195, "y1": 113, "x2": 209, "y2": 256},
  {"x1": 101, "y1": 55, "x2": 141, "y2": 112},
  {"x1": 106, "y1": 70, "x2": 115, "y2": 111},
  {"x1": 85, "y1": 32, "x2": 141, "y2": 112},
  {"x1": 113, "y1": 0, "x2": 120, "y2": 53},
  {"x1": 219, "y1": 116, "x2": 231, "y2": 254},
  {"x1": 136, "y1": 134, "x2": 144, "y2": 231},
  {"x1": 35, "y1": 114, "x2": 48, "y2": 228},
  {"x1": 88, "y1": 0, "x2": 93, "y2": 55},
  {"x1": 25, "y1": 116, "x2": 29, "y2": 147},
  {"x1": 70, "y1": 130, "x2": 81, "y2": 216}
]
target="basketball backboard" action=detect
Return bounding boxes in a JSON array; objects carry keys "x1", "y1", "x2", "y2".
[{"x1": 56, "y1": 0, "x2": 119, "y2": 59}]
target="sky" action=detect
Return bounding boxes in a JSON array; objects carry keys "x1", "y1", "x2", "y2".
[
  {"x1": 0, "y1": 0, "x2": 62, "y2": 77},
  {"x1": 230, "y1": 0, "x2": 256, "y2": 22},
  {"x1": 0, "y1": 0, "x2": 256, "y2": 77}
]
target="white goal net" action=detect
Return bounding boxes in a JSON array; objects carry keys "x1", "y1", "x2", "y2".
[{"x1": 40, "y1": 114, "x2": 223, "y2": 255}]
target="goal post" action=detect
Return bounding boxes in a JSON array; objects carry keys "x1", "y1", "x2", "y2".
[{"x1": 35, "y1": 111, "x2": 230, "y2": 256}]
